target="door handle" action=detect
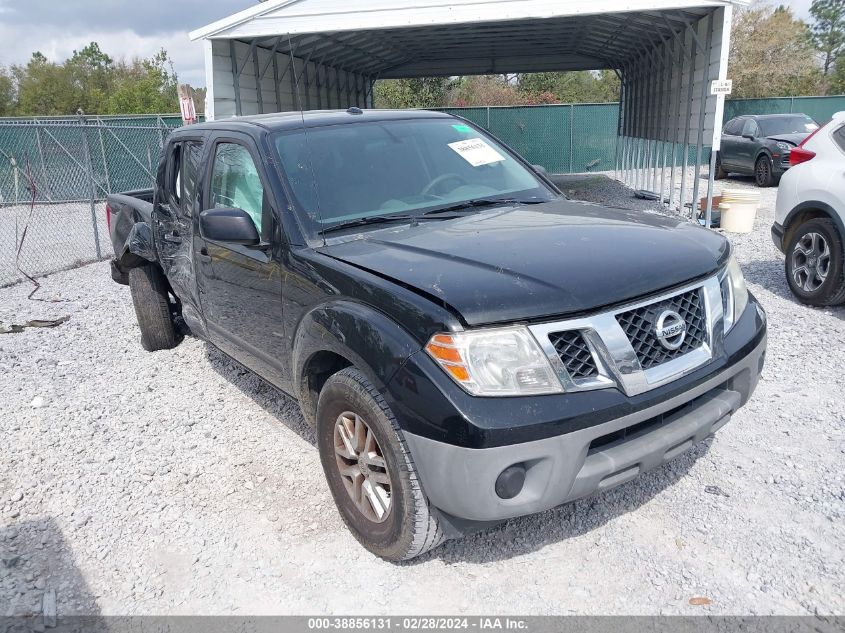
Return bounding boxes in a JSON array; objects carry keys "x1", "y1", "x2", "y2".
[{"x1": 163, "y1": 232, "x2": 182, "y2": 244}]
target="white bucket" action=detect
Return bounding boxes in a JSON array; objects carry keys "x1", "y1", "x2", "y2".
[{"x1": 718, "y1": 189, "x2": 761, "y2": 233}]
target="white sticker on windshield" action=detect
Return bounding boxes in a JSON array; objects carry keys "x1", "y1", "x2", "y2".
[{"x1": 448, "y1": 138, "x2": 505, "y2": 167}]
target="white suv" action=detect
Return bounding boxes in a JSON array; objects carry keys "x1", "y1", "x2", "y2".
[{"x1": 773, "y1": 111, "x2": 845, "y2": 306}]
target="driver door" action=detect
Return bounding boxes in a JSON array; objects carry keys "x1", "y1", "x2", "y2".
[{"x1": 196, "y1": 133, "x2": 289, "y2": 388}]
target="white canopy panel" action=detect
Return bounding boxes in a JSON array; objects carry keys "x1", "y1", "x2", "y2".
[{"x1": 191, "y1": 0, "x2": 745, "y2": 221}]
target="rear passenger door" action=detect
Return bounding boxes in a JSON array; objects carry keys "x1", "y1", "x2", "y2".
[
  {"x1": 156, "y1": 139, "x2": 202, "y2": 310},
  {"x1": 737, "y1": 118, "x2": 761, "y2": 172},
  {"x1": 719, "y1": 118, "x2": 744, "y2": 170}
]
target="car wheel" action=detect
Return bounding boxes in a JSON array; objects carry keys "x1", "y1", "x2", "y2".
[
  {"x1": 316, "y1": 367, "x2": 444, "y2": 561},
  {"x1": 785, "y1": 219, "x2": 845, "y2": 306},
  {"x1": 714, "y1": 153, "x2": 727, "y2": 180},
  {"x1": 128, "y1": 263, "x2": 178, "y2": 351},
  {"x1": 754, "y1": 155, "x2": 775, "y2": 187}
]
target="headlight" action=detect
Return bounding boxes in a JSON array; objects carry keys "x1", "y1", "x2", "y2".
[
  {"x1": 425, "y1": 327, "x2": 563, "y2": 396},
  {"x1": 720, "y1": 256, "x2": 749, "y2": 333},
  {"x1": 776, "y1": 142, "x2": 791, "y2": 152}
]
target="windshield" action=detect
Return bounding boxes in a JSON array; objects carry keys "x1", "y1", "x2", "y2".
[
  {"x1": 273, "y1": 118, "x2": 556, "y2": 237},
  {"x1": 758, "y1": 115, "x2": 818, "y2": 137}
]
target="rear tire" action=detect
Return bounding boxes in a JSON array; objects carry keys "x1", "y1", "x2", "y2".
[
  {"x1": 316, "y1": 367, "x2": 444, "y2": 561},
  {"x1": 754, "y1": 155, "x2": 775, "y2": 187},
  {"x1": 714, "y1": 153, "x2": 727, "y2": 180},
  {"x1": 128, "y1": 264, "x2": 178, "y2": 351},
  {"x1": 785, "y1": 218, "x2": 845, "y2": 306}
]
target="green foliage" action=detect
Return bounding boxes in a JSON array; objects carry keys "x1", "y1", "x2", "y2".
[
  {"x1": 374, "y1": 72, "x2": 620, "y2": 109},
  {"x1": 810, "y1": 0, "x2": 845, "y2": 75},
  {"x1": 4, "y1": 43, "x2": 188, "y2": 116},
  {"x1": 518, "y1": 71, "x2": 620, "y2": 104},
  {"x1": 374, "y1": 78, "x2": 451, "y2": 109},
  {"x1": 729, "y1": 4, "x2": 824, "y2": 98},
  {"x1": 0, "y1": 67, "x2": 14, "y2": 116}
]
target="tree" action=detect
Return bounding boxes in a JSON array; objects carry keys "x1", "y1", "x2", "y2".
[
  {"x1": 0, "y1": 66, "x2": 14, "y2": 116},
  {"x1": 374, "y1": 77, "x2": 451, "y2": 109},
  {"x1": 518, "y1": 70, "x2": 620, "y2": 103},
  {"x1": 106, "y1": 50, "x2": 178, "y2": 114},
  {"x1": 445, "y1": 75, "x2": 526, "y2": 106},
  {"x1": 728, "y1": 4, "x2": 823, "y2": 98},
  {"x1": 809, "y1": 0, "x2": 845, "y2": 76}
]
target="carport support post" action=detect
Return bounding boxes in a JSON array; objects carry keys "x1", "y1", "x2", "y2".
[
  {"x1": 669, "y1": 31, "x2": 684, "y2": 212},
  {"x1": 690, "y1": 14, "x2": 714, "y2": 223},
  {"x1": 679, "y1": 27, "x2": 697, "y2": 217}
]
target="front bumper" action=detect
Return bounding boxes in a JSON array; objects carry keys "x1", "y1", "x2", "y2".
[
  {"x1": 771, "y1": 222, "x2": 785, "y2": 253},
  {"x1": 394, "y1": 299, "x2": 767, "y2": 523}
]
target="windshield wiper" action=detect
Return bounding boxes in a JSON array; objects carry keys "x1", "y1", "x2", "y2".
[
  {"x1": 318, "y1": 215, "x2": 418, "y2": 235},
  {"x1": 423, "y1": 197, "x2": 546, "y2": 216}
]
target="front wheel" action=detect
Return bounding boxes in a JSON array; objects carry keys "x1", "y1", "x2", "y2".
[
  {"x1": 785, "y1": 219, "x2": 845, "y2": 306},
  {"x1": 714, "y1": 153, "x2": 727, "y2": 180},
  {"x1": 316, "y1": 367, "x2": 444, "y2": 561},
  {"x1": 754, "y1": 155, "x2": 775, "y2": 187}
]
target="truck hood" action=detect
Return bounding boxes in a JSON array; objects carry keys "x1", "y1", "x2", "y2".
[
  {"x1": 765, "y1": 133, "x2": 808, "y2": 146},
  {"x1": 319, "y1": 199, "x2": 730, "y2": 326}
]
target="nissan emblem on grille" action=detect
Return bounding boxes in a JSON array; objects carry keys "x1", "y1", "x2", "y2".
[{"x1": 655, "y1": 309, "x2": 687, "y2": 351}]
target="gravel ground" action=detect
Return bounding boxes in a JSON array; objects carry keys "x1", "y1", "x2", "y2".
[{"x1": 1, "y1": 172, "x2": 843, "y2": 617}]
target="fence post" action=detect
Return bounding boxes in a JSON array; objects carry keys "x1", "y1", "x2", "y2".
[
  {"x1": 569, "y1": 105, "x2": 574, "y2": 173},
  {"x1": 34, "y1": 125, "x2": 51, "y2": 200},
  {"x1": 486, "y1": 106, "x2": 490, "y2": 129},
  {"x1": 79, "y1": 116, "x2": 102, "y2": 260},
  {"x1": 98, "y1": 125, "x2": 112, "y2": 193}
]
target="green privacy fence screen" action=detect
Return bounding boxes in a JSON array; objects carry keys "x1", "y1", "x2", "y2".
[{"x1": 439, "y1": 95, "x2": 845, "y2": 174}]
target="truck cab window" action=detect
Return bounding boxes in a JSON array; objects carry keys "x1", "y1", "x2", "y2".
[
  {"x1": 209, "y1": 143, "x2": 265, "y2": 235},
  {"x1": 181, "y1": 142, "x2": 201, "y2": 215},
  {"x1": 167, "y1": 144, "x2": 182, "y2": 205}
]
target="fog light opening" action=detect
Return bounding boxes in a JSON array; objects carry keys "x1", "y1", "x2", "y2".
[{"x1": 495, "y1": 464, "x2": 526, "y2": 500}]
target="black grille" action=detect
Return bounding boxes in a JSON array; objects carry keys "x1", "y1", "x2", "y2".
[
  {"x1": 616, "y1": 289, "x2": 707, "y2": 369},
  {"x1": 548, "y1": 330, "x2": 598, "y2": 379}
]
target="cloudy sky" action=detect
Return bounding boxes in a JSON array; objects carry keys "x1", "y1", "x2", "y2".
[{"x1": 0, "y1": 0, "x2": 816, "y2": 88}]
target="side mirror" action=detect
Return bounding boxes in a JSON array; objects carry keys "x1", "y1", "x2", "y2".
[
  {"x1": 199, "y1": 208, "x2": 260, "y2": 245},
  {"x1": 742, "y1": 133, "x2": 755, "y2": 140},
  {"x1": 532, "y1": 164, "x2": 550, "y2": 177}
]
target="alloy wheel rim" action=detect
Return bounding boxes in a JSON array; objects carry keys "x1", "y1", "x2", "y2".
[
  {"x1": 791, "y1": 232, "x2": 830, "y2": 292},
  {"x1": 333, "y1": 411, "x2": 392, "y2": 523},
  {"x1": 756, "y1": 159, "x2": 770, "y2": 185}
]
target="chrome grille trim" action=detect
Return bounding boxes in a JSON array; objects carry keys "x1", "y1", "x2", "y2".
[{"x1": 528, "y1": 276, "x2": 725, "y2": 397}]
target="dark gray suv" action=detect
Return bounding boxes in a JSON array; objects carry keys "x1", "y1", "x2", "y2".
[{"x1": 716, "y1": 113, "x2": 819, "y2": 187}]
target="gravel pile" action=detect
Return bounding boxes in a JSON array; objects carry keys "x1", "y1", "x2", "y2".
[{"x1": 1, "y1": 173, "x2": 843, "y2": 617}]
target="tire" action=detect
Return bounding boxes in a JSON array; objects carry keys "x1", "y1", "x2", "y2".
[
  {"x1": 128, "y1": 263, "x2": 178, "y2": 351},
  {"x1": 754, "y1": 155, "x2": 775, "y2": 187},
  {"x1": 784, "y1": 218, "x2": 845, "y2": 306},
  {"x1": 714, "y1": 153, "x2": 727, "y2": 180},
  {"x1": 316, "y1": 367, "x2": 444, "y2": 561}
]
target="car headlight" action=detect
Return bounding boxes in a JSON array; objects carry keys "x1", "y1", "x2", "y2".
[
  {"x1": 425, "y1": 327, "x2": 563, "y2": 396},
  {"x1": 776, "y1": 142, "x2": 791, "y2": 152},
  {"x1": 720, "y1": 256, "x2": 749, "y2": 333}
]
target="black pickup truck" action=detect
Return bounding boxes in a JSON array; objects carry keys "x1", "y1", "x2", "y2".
[{"x1": 107, "y1": 109, "x2": 767, "y2": 561}]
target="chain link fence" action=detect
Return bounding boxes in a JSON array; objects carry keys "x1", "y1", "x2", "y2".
[
  {"x1": 0, "y1": 115, "x2": 185, "y2": 287},
  {"x1": 3, "y1": 96, "x2": 845, "y2": 287},
  {"x1": 441, "y1": 95, "x2": 845, "y2": 176}
]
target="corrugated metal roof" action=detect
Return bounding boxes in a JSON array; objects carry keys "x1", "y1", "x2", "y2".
[{"x1": 191, "y1": 0, "x2": 742, "y2": 76}]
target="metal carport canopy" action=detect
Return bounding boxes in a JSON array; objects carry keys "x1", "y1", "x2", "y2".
[{"x1": 190, "y1": 0, "x2": 747, "y2": 222}]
